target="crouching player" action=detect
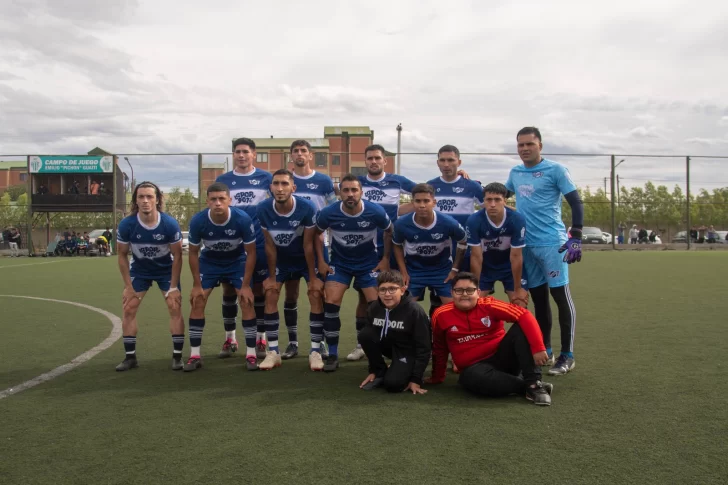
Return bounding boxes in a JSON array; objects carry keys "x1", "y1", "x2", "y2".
[
  {"x1": 184, "y1": 182, "x2": 257, "y2": 371},
  {"x1": 257, "y1": 169, "x2": 323, "y2": 370},
  {"x1": 428, "y1": 273, "x2": 553, "y2": 406},
  {"x1": 358, "y1": 271, "x2": 431, "y2": 394},
  {"x1": 115, "y1": 182, "x2": 185, "y2": 371}
]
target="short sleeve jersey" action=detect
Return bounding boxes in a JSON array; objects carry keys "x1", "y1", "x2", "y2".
[
  {"x1": 188, "y1": 207, "x2": 255, "y2": 270},
  {"x1": 426, "y1": 176, "x2": 484, "y2": 227},
  {"x1": 258, "y1": 195, "x2": 316, "y2": 269},
  {"x1": 358, "y1": 173, "x2": 416, "y2": 249},
  {"x1": 314, "y1": 201, "x2": 391, "y2": 271},
  {"x1": 293, "y1": 171, "x2": 337, "y2": 211},
  {"x1": 466, "y1": 206, "x2": 526, "y2": 274},
  {"x1": 505, "y1": 158, "x2": 577, "y2": 247},
  {"x1": 393, "y1": 211, "x2": 466, "y2": 278},
  {"x1": 117, "y1": 212, "x2": 182, "y2": 278},
  {"x1": 215, "y1": 168, "x2": 273, "y2": 250}
]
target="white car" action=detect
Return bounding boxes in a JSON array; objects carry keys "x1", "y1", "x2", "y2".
[{"x1": 181, "y1": 231, "x2": 189, "y2": 252}]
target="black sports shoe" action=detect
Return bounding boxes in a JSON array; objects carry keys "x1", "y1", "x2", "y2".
[
  {"x1": 323, "y1": 355, "x2": 339, "y2": 373},
  {"x1": 183, "y1": 356, "x2": 202, "y2": 372},
  {"x1": 171, "y1": 356, "x2": 184, "y2": 371},
  {"x1": 525, "y1": 380, "x2": 552, "y2": 406},
  {"x1": 115, "y1": 356, "x2": 138, "y2": 372},
  {"x1": 361, "y1": 376, "x2": 384, "y2": 390},
  {"x1": 281, "y1": 343, "x2": 299, "y2": 360}
]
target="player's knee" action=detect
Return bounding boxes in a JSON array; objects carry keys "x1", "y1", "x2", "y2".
[
  {"x1": 307, "y1": 289, "x2": 322, "y2": 303},
  {"x1": 383, "y1": 373, "x2": 408, "y2": 393},
  {"x1": 357, "y1": 325, "x2": 376, "y2": 346}
]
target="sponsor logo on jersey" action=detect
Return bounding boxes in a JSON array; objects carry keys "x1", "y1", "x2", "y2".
[
  {"x1": 533, "y1": 172, "x2": 543, "y2": 178},
  {"x1": 365, "y1": 189, "x2": 387, "y2": 202},
  {"x1": 289, "y1": 220, "x2": 300, "y2": 228},
  {"x1": 456, "y1": 333, "x2": 486, "y2": 344},
  {"x1": 431, "y1": 233, "x2": 444, "y2": 240},
  {"x1": 415, "y1": 245, "x2": 439, "y2": 256},
  {"x1": 521, "y1": 227, "x2": 525, "y2": 238},
  {"x1": 225, "y1": 229, "x2": 236, "y2": 236},
  {"x1": 450, "y1": 326, "x2": 458, "y2": 332},
  {"x1": 274, "y1": 233, "x2": 294, "y2": 246},
  {"x1": 211, "y1": 241, "x2": 233, "y2": 251},
  {"x1": 483, "y1": 238, "x2": 502, "y2": 250},
  {"x1": 139, "y1": 246, "x2": 160, "y2": 258},
  {"x1": 249, "y1": 179, "x2": 261, "y2": 185},
  {"x1": 357, "y1": 221, "x2": 371, "y2": 228},
  {"x1": 399, "y1": 357, "x2": 407, "y2": 363},
  {"x1": 306, "y1": 183, "x2": 319, "y2": 190},
  {"x1": 518, "y1": 184, "x2": 535, "y2": 198},
  {"x1": 342, "y1": 234, "x2": 365, "y2": 245},
  {"x1": 453, "y1": 187, "x2": 465, "y2": 193},
  {"x1": 234, "y1": 191, "x2": 255, "y2": 204},
  {"x1": 437, "y1": 199, "x2": 457, "y2": 212},
  {"x1": 481, "y1": 317, "x2": 491, "y2": 328}
]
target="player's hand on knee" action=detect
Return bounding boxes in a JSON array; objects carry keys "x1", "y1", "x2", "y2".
[
  {"x1": 510, "y1": 288, "x2": 529, "y2": 308},
  {"x1": 190, "y1": 286, "x2": 206, "y2": 308},
  {"x1": 238, "y1": 286, "x2": 254, "y2": 306},
  {"x1": 308, "y1": 277, "x2": 324, "y2": 295},
  {"x1": 165, "y1": 288, "x2": 181, "y2": 310},
  {"x1": 405, "y1": 382, "x2": 428, "y2": 395},
  {"x1": 533, "y1": 351, "x2": 548, "y2": 366},
  {"x1": 262, "y1": 276, "x2": 278, "y2": 294},
  {"x1": 122, "y1": 286, "x2": 141, "y2": 311}
]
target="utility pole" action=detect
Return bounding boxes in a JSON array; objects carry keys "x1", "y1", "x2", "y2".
[
  {"x1": 396, "y1": 123, "x2": 402, "y2": 175},
  {"x1": 603, "y1": 177, "x2": 608, "y2": 198}
]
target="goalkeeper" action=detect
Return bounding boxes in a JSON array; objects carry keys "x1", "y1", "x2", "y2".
[{"x1": 505, "y1": 127, "x2": 584, "y2": 377}]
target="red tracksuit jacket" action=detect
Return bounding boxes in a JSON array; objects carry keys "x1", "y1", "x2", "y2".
[{"x1": 430, "y1": 297, "x2": 545, "y2": 383}]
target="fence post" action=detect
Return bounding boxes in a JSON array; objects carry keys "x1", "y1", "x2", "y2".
[
  {"x1": 25, "y1": 155, "x2": 34, "y2": 255},
  {"x1": 686, "y1": 156, "x2": 691, "y2": 250},
  {"x1": 610, "y1": 155, "x2": 616, "y2": 249},
  {"x1": 198, "y1": 153, "x2": 203, "y2": 211},
  {"x1": 112, "y1": 155, "x2": 118, "y2": 254}
]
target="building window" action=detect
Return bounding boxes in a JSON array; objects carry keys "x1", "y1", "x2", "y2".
[
  {"x1": 19, "y1": 173, "x2": 28, "y2": 182},
  {"x1": 332, "y1": 177, "x2": 340, "y2": 184},
  {"x1": 332, "y1": 155, "x2": 340, "y2": 166},
  {"x1": 257, "y1": 152, "x2": 269, "y2": 163},
  {"x1": 315, "y1": 152, "x2": 327, "y2": 167},
  {"x1": 350, "y1": 167, "x2": 367, "y2": 177}
]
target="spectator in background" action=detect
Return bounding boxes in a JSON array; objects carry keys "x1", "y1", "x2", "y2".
[
  {"x1": 618, "y1": 222, "x2": 626, "y2": 244},
  {"x1": 649, "y1": 230, "x2": 657, "y2": 243},
  {"x1": 90, "y1": 180, "x2": 100, "y2": 195},
  {"x1": 629, "y1": 224, "x2": 638, "y2": 244},
  {"x1": 38, "y1": 184, "x2": 49, "y2": 195},
  {"x1": 70, "y1": 181, "x2": 80, "y2": 194},
  {"x1": 101, "y1": 227, "x2": 113, "y2": 255},
  {"x1": 638, "y1": 227, "x2": 649, "y2": 244},
  {"x1": 9, "y1": 227, "x2": 21, "y2": 257},
  {"x1": 64, "y1": 235, "x2": 78, "y2": 256},
  {"x1": 99, "y1": 182, "x2": 107, "y2": 195},
  {"x1": 689, "y1": 226, "x2": 699, "y2": 243},
  {"x1": 63, "y1": 227, "x2": 71, "y2": 239},
  {"x1": 707, "y1": 225, "x2": 718, "y2": 244}
]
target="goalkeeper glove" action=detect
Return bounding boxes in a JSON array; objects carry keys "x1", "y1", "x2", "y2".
[{"x1": 559, "y1": 228, "x2": 582, "y2": 264}]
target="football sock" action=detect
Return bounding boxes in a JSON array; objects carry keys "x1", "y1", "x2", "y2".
[
  {"x1": 310, "y1": 312, "x2": 324, "y2": 352},
  {"x1": 264, "y1": 312, "x2": 280, "y2": 354},
  {"x1": 254, "y1": 296, "x2": 265, "y2": 340},
  {"x1": 323, "y1": 303, "x2": 341, "y2": 357},
  {"x1": 172, "y1": 334, "x2": 184, "y2": 356},
  {"x1": 123, "y1": 335, "x2": 136, "y2": 356},
  {"x1": 242, "y1": 318, "x2": 257, "y2": 357},
  {"x1": 529, "y1": 283, "x2": 553, "y2": 350},
  {"x1": 189, "y1": 318, "x2": 205, "y2": 355},
  {"x1": 284, "y1": 300, "x2": 298, "y2": 344},
  {"x1": 222, "y1": 294, "x2": 237, "y2": 338}
]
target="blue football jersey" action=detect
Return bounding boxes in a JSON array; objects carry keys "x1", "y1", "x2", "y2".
[
  {"x1": 314, "y1": 201, "x2": 391, "y2": 271},
  {"x1": 358, "y1": 173, "x2": 416, "y2": 249},
  {"x1": 215, "y1": 168, "x2": 272, "y2": 249},
  {"x1": 117, "y1": 212, "x2": 182, "y2": 278},
  {"x1": 426, "y1": 176, "x2": 484, "y2": 227},
  {"x1": 188, "y1": 207, "x2": 256, "y2": 270},
  {"x1": 393, "y1": 211, "x2": 467, "y2": 278},
  {"x1": 293, "y1": 171, "x2": 337, "y2": 211},
  {"x1": 505, "y1": 158, "x2": 577, "y2": 247},
  {"x1": 466, "y1": 207, "x2": 526, "y2": 274},
  {"x1": 258, "y1": 195, "x2": 316, "y2": 269}
]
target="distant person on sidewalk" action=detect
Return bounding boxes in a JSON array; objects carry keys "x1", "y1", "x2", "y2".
[{"x1": 629, "y1": 224, "x2": 638, "y2": 244}]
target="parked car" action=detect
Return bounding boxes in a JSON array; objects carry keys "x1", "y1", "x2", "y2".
[
  {"x1": 602, "y1": 232, "x2": 614, "y2": 243},
  {"x1": 713, "y1": 230, "x2": 728, "y2": 244},
  {"x1": 181, "y1": 231, "x2": 189, "y2": 252},
  {"x1": 582, "y1": 226, "x2": 608, "y2": 244},
  {"x1": 672, "y1": 231, "x2": 687, "y2": 243},
  {"x1": 87, "y1": 229, "x2": 114, "y2": 256}
]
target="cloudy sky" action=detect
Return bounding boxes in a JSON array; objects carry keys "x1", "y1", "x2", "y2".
[{"x1": 1, "y1": 0, "x2": 726, "y2": 194}]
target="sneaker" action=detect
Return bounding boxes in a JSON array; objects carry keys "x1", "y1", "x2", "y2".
[
  {"x1": 218, "y1": 339, "x2": 238, "y2": 359},
  {"x1": 171, "y1": 356, "x2": 184, "y2": 371},
  {"x1": 309, "y1": 351, "x2": 324, "y2": 371},
  {"x1": 323, "y1": 355, "x2": 339, "y2": 372},
  {"x1": 361, "y1": 376, "x2": 384, "y2": 391},
  {"x1": 256, "y1": 339, "x2": 268, "y2": 359},
  {"x1": 115, "y1": 356, "x2": 138, "y2": 372},
  {"x1": 544, "y1": 353, "x2": 555, "y2": 367},
  {"x1": 259, "y1": 351, "x2": 282, "y2": 370},
  {"x1": 525, "y1": 380, "x2": 552, "y2": 406},
  {"x1": 281, "y1": 343, "x2": 299, "y2": 360},
  {"x1": 183, "y1": 356, "x2": 203, "y2": 372},
  {"x1": 548, "y1": 355, "x2": 575, "y2": 376},
  {"x1": 246, "y1": 356, "x2": 259, "y2": 371},
  {"x1": 320, "y1": 342, "x2": 329, "y2": 359},
  {"x1": 346, "y1": 347, "x2": 366, "y2": 361}
]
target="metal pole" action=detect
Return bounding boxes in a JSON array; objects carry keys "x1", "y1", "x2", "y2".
[
  {"x1": 610, "y1": 155, "x2": 616, "y2": 249},
  {"x1": 123, "y1": 157, "x2": 134, "y2": 193},
  {"x1": 604, "y1": 177, "x2": 607, "y2": 196},
  {"x1": 198, "y1": 153, "x2": 203, "y2": 211},
  {"x1": 25, "y1": 155, "x2": 33, "y2": 255},
  {"x1": 686, "y1": 156, "x2": 691, "y2": 250},
  {"x1": 396, "y1": 123, "x2": 402, "y2": 175},
  {"x1": 112, "y1": 156, "x2": 118, "y2": 254}
]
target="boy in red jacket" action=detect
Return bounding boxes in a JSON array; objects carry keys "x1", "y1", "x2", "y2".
[{"x1": 427, "y1": 272, "x2": 553, "y2": 405}]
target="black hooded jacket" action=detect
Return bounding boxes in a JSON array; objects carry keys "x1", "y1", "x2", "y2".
[{"x1": 365, "y1": 292, "x2": 431, "y2": 385}]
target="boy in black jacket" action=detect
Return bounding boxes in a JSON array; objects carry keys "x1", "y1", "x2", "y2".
[{"x1": 358, "y1": 270, "x2": 431, "y2": 394}]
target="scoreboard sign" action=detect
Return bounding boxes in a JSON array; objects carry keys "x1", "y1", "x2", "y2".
[{"x1": 29, "y1": 156, "x2": 113, "y2": 174}]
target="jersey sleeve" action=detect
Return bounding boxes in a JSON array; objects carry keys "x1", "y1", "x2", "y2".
[
  {"x1": 392, "y1": 219, "x2": 405, "y2": 245},
  {"x1": 555, "y1": 164, "x2": 578, "y2": 195},
  {"x1": 430, "y1": 307, "x2": 450, "y2": 384},
  {"x1": 505, "y1": 169, "x2": 515, "y2": 192},
  {"x1": 302, "y1": 201, "x2": 316, "y2": 229},
  {"x1": 373, "y1": 205, "x2": 392, "y2": 231},
  {"x1": 188, "y1": 214, "x2": 203, "y2": 246},
  {"x1": 166, "y1": 217, "x2": 182, "y2": 244},
  {"x1": 451, "y1": 218, "x2": 467, "y2": 243},
  {"x1": 323, "y1": 179, "x2": 337, "y2": 205},
  {"x1": 238, "y1": 211, "x2": 256, "y2": 245},
  {"x1": 116, "y1": 219, "x2": 130, "y2": 244},
  {"x1": 257, "y1": 205, "x2": 270, "y2": 231},
  {"x1": 314, "y1": 208, "x2": 329, "y2": 232},
  {"x1": 510, "y1": 211, "x2": 527, "y2": 248},
  {"x1": 471, "y1": 180, "x2": 485, "y2": 204},
  {"x1": 465, "y1": 213, "x2": 481, "y2": 247},
  {"x1": 398, "y1": 175, "x2": 416, "y2": 195}
]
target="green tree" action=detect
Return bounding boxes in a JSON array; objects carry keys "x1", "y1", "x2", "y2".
[{"x1": 5, "y1": 184, "x2": 26, "y2": 201}]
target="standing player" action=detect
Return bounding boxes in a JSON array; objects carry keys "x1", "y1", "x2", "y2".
[
  {"x1": 467, "y1": 182, "x2": 528, "y2": 305},
  {"x1": 393, "y1": 183, "x2": 467, "y2": 305},
  {"x1": 257, "y1": 169, "x2": 323, "y2": 370},
  {"x1": 505, "y1": 127, "x2": 584, "y2": 375},
  {"x1": 115, "y1": 182, "x2": 185, "y2": 372},
  {"x1": 285, "y1": 139, "x2": 337, "y2": 359},
  {"x1": 314, "y1": 174, "x2": 393, "y2": 372},
  {"x1": 216, "y1": 138, "x2": 273, "y2": 361},
  {"x1": 184, "y1": 182, "x2": 257, "y2": 372},
  {"x1": 347, "y1": 144, "x2": 416, "y2": 362}
]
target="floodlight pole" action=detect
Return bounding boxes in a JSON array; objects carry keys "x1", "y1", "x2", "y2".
[
  {"x1": 198, "y1": 154, "x2": 203, "y2": 211},
  {"x1": 686, "y1": 156, "x2": 691, "y2": 250},
  {"x1": 396, "y1": 123, "x2": 402, "y2": 175},
  {"x1": 123, "y1": 157, "x2": 134, "y2": 194},
  {"x1": 610, "y1": 155, "x2": 616, "y2": 249},
  {"x1": 25, "y1": 155, "x2": 33, "y2": 256}
]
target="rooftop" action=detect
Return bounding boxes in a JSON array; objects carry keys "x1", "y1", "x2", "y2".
[
  {"x1": 232, "y1": 138, "x2": 330, "y2": 149},
  {"x1": 323, "y1": 126, "x2": 372, "y2": 136},
  {"x1": 0, "y1": 161, "x2": 27, "y2": 170}
]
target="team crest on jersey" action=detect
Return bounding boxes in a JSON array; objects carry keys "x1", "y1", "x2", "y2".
[
  {"x1": 379, "y1": 181, "x2": 388, "y2": 187},
  {"x1": 369, "y1": 271, "x2": 380, "y2": 278},
  {"x1": 340, "y1": 223, "x2": 345, "y2": 227},
  {"x1": 153, "y1": 233, "x2": 164, "y2": 241},
  {"x1": 357, "y1": 221, "x2": 371, "y2": 228},
  {"x1": 289, "y1": 220, "x2": 300, "y2": 228},
  {"x1": 209, "y1": 232, "x2": 213, "y2": 236},
  {"x1": 481, "y1": 317, "x2": 491, "y2": 328},
  {"x1": 431, "y1": 233, "x2": 444, "y2": 240},
  {"x1": 249, "y1": 179, "x2": 261, "y2": 185},
  {"x1": 453, "y1": 187, "x2": 465, "y2": 193},
  {"x1": 518, "y1": 184, "x2": 535, "y2": 198},
  {"x1": 231, "y1": 181, "x2": 236, "y2": 185},
  {"x1": 225, "y1": 229, "x2": 236, "y2": 236},
  {"x1": 414, "y1": 235, "x2": 419, "y2": 240},
  {"x1": 306, "y1": 183, "x2": 319, "y2": 190},
  {"x1": 533, "y1": 172, "x2": 543, "y2": 178},
  {"x1": 136, "y1": 234, "x2": 141, "y2": 239},
  {"x1": 366, "y1": 189, "x2": 386, "y2": 202}
]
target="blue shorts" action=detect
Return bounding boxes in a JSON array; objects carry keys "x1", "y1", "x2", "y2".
[
  {"x1": 523, "y1": 245, "x2": 569, "y2": 288},
  {"x1": 376, "y1": 247, "x2": 398, "y2": 271},
  {"x1": 275, "y1": 263, "x2": 323, "y2": 283},
  {"x1": 253, "y1": 252, "x2": 268, "y2": 284},
  {"x1": 480, "y1": 271, "x2": 528, "y2": 293},
  {"x1": 200, "y1": 271, "x2": 245, "y2": 290},
  {"x1": 408, "y1": 275, "x2": 452, "y2": 299},
  {"x1": 131, "y1": 275, "x2": 180, "y2": 293},
  {"x1": 327, "y1": 262, "x2": 379, "y2": 289}
]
